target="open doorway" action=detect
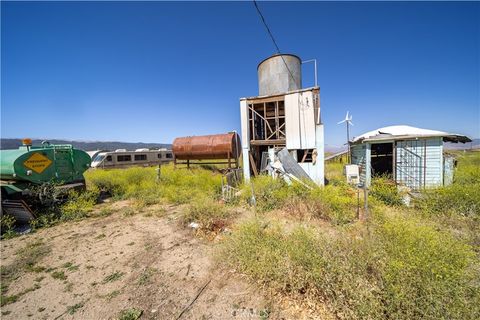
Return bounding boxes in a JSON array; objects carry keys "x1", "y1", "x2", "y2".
[{"x1": 371, "y1": 143, "x2": 393, "y2": 177}]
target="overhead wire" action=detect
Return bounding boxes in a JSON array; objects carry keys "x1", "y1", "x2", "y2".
[
  {"x1": 252, "y1": 0, "x2": 297, "y2": 85},
  {"x1": 253, "y1": 0, "x2": 310, "y2": 148}
]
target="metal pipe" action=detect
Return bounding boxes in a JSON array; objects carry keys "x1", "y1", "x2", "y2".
[{"x1": 302, "y1": 59, "x2": 318, "y2": 87}]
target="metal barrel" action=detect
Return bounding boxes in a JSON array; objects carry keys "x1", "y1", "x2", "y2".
[{"x1": 172, "y1": 132, "x2": 241, "y2": 160}]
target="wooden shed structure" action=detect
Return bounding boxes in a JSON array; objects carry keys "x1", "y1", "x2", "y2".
[{"x1": 350, "y1": 125, "x2": 471, "y2": 189}]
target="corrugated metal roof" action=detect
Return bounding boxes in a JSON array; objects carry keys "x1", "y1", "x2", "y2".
[{"x1": 351, "y1": 125, "x2": 471, "y2": 144}]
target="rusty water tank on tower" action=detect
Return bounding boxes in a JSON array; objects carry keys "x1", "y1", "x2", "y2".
[
  {"x1": 257, "y1": 54, "x2": 302, "y2": 96},
  {"x1": 172, "y1": 132, "x2": 241, "y2": 160}
]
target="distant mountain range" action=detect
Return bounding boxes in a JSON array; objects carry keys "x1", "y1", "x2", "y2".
[
  {"x1": 444, "y1": 139, "x2": 479, "y2": 150},
  {"x1": 0, "y1": 138, "x2": 171, "y2": 151}
]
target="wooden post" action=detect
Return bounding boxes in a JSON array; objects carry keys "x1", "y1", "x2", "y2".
[
  {"x1": 156, "y1": 163, "x2": 161, "y2": 182},
  {"x1": 249, "y1": 152, "x2": 258, "y2": 177},
  {"x1": 364, "y1": 183, "x2": 369, "y2": 221}
]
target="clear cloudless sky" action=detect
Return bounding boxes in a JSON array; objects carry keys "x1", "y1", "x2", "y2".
[{"x1": 1, "y1": 1, "x2": 479, "y2": 146}]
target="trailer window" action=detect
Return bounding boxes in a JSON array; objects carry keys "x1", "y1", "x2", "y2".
[
  {"x1": 134, "y1": 154, "x2": 147, "y2": 161},
  {"x1": 117, "y1": 155, "x2": 131, "y2": 162},
  {"x1": 158, "y1": 153, "x2": 163, "y2": 159},
  {"x1": 106, "y1": 155, "x2": 112, "y2": 161},
  {"x1": 166, "y1": 153, "x2": 173, "y2": 159},
  {"x1": 93, "y1": 155, "x2": 105, "y2": 163}
]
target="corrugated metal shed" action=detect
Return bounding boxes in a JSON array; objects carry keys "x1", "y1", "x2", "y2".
[{"x1": 350, "y1": 125, "x2": 471, "y2": 189}]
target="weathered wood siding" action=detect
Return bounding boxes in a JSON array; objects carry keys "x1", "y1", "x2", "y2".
[{"x1": 285, "y1": 92, "x2": 316, "y2": 149}]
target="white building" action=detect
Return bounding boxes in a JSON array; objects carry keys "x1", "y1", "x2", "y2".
[{"x1": 239, "y1": 54, "x2": 325, "y2": 185}]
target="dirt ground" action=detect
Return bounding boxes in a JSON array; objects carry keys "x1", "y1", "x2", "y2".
[{"x1": 0, "y1": 201, "x2": 315, "y2": 320}]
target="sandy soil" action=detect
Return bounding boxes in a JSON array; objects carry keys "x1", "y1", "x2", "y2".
[{"x1": 0, "y1": 201, "x2": 298, "y2": 320}]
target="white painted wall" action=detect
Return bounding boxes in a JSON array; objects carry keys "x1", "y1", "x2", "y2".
[
  {"x1": 285, "y1": 92, "x2": 316, "y2": 149},
  {"x1": 240, "y1": 100, "x2": 251, "y2": 181}
]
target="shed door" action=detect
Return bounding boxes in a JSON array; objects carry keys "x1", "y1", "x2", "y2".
[{"x1": 395, "y1": 140, "x2": 425, "y2": 190}]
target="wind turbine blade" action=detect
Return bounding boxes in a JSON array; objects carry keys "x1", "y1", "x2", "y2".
[
  {"x1": 349, "y1": 122, "x2": 354, "y2": 126},
  {"x1": 338, "y1": 120, "x2": 346, "y2": 124}
]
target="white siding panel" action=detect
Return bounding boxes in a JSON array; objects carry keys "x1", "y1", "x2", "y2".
[
  {"x1": 314, "y1": 124, "x2": 325, "y2": 185},
  {"x1": 239, "y1": 100, "x2": 249, "y2": 148},
  {"x1": 298, "y1": 91, "x2": 316, "y2": 149},
  {"x1": 395, "y1": 138, "x2": 443, "y2": 188},
  {"x1": 285, "y1": 93, "x2": 301, "y2": 149}
]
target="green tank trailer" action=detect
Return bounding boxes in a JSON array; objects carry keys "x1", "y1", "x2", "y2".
[{"x1": 1, "y1": 139, "x2": 91, "y2": 222}]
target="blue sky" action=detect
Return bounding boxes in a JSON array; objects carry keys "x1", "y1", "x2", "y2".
[{"x1": 2, "y1": 1, "x2": 479, "y2": 146}]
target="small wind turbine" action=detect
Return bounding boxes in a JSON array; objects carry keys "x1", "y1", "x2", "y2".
[{"x1": 338, "y1": 111, "x2": 354, "y2": 163}]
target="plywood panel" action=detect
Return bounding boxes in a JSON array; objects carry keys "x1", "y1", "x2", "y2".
[{"x1": 298, "y1": 91, "x2": 316, "y2": 149}]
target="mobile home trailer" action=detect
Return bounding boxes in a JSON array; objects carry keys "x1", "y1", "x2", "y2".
[{"x1": 91, "y1": 149, "x2": 173, "y2": 169}]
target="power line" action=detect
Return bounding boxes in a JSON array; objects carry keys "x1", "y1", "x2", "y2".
[
  {"x1": 253, "y1": 0, "x2": 281, "y2": 55},
  {"x1": 252, "y1": 0, "x2": 296, "y2": 84}
]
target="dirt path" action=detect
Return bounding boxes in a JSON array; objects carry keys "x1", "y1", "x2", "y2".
[{"x1": 0, "y1": 202, "x2": 285, "y2": 320}]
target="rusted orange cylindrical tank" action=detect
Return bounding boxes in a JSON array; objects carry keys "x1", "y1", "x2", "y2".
[{"x1": 172, "y1": 132, "x2": 241, "y2": 160}]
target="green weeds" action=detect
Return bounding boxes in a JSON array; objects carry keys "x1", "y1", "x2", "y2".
[
  {"x1": 137, "y1": 267, "x2": 157, "y2": 286},
  {"x1": 182, "y1": 197, "x2": 233, "y2": 233},
  {"x1": 51, "y1": 271, "x2": 67, "y2": 280},
  {"x1": 370, "y1": 175, "x2": 404, "y2": 206},
  {"x1": 415, "y1": 151, "x2": 480, "y2": 218},
  {"x1": 241, "y1": 176, "x2": 357, "y2": 224},
  {"x1": 0, "y1": 284, "x2": 41, "y2": 307},
  {"x1": 220, "y1": 216, "x2": 480, "y2": 319},
  {"x1": 118, "y1": 308, "x2": 143, "y2": 320},
  {"x1": 0, "y1": 215, "x2": 16, "y2": 239},
  {"x1": 1, "y1": 240, "x2": 51, "y2": 304},
  {"x1": 105, "y1": 290, "x2": 121, "y2": 300},
  {"x1": 102, "y1": 271, "x2": 124, "y2": 284},
  {"x1": 67, "y1": 301, "x2": 84, "y2": 315},
  {"x1": 29, "y1": 186, "x2": 99, "y2": 229},
  {"x1": 85, "y1": 164, "x2": 221, "y2": 205},
  {"x1": 62, "y1": 262, "x2": 80, "y2": 272}
]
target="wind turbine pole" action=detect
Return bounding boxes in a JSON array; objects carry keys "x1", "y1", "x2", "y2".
[
  {"x1": 338, "y1": 111, "x2": 353, "y2": 164},
  {"x1": 346, "y1": 121, "x2": 350, "y2": 164}
]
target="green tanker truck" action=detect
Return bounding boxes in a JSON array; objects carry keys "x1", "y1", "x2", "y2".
[{"x1": 1, "y1": 139, "x2": 91, "y2": 222}]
